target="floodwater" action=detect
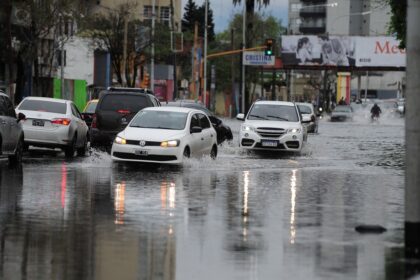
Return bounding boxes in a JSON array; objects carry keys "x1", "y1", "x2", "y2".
[{"x1": 0, "y1": 108, "x2": 408, "y2": 280}]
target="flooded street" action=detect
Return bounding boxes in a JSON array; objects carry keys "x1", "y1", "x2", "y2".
[{"x1": 0, "y1": 110, "x2": 406, "y2": 280}]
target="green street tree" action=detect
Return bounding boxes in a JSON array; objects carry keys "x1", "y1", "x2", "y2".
[{"x1": 387, "y1": 0, "x2": 406, "y2": 48}]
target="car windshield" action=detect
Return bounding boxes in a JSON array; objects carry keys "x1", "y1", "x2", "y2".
[
  {"x1": 84, "y1": 102, "x2": 97, "y2": 113},
  {"x1": 247, "y1": 104, "x2": 299, "y2": 122},
  {"x1": 100, "y1": 94, "x2": 149, "y2": 112},
  {"x1": 18, "y1": 99, "x2": 67, "y2": 114},
  {"x1": 297, "y1": 105, "x2": 312, "y2": 114},
  {"x1": 130, "y1": 110, "x2": 188, "y2": 130},
  {"x1": 334, "y1": 106, "x2": 352, "y2": 112}
]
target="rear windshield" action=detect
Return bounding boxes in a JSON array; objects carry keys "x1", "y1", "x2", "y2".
[
  {"x1": 18, "y1": 99, "x2": 67, "y2": 114},
  {"x1": 84, "y1": 102, "x2": 97, "y2": 113},
  {"x1": 334, "y1": 106, "x2": 352, "y2": 112},
  {"x1": 99, "y1": 94, "x2": 149, "y2": 112}
]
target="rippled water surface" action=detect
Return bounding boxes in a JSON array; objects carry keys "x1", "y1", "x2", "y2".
[{"x1": 0, "y1": 109, "x2": 406, "y2": 280}]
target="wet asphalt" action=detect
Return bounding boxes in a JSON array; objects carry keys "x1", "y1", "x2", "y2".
[{"x1": 0, "y1": 107, "x2": 407, "y2": 280}]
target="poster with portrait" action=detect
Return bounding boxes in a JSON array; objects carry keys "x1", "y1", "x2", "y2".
[{"x1": 281, "y1": 35, "x2": 356, "y2": 67}]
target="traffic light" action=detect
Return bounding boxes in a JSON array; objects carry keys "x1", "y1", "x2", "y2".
[{"x1": 265, "y1": 38, "x2": 274, "y2": 56}]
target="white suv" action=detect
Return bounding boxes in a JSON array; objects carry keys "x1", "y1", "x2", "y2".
[{"x1": 237, "y1": 101, "x2": 307, "y2": 152}]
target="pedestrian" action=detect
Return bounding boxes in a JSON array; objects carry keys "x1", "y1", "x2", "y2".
[{"x1": 338, "y1": 97, "x2": 347, "y2": 105}]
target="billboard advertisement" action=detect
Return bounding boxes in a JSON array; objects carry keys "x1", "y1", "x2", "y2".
[{"x1": 281, "y1": 35, "x2": 405, "y2": 68}]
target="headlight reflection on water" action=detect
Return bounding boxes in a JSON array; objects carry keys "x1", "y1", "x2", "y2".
[{"x1": 290, "y1": 169, "x2": 297, "y2": 244}]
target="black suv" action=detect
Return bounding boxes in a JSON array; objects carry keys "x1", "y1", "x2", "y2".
[{"x1": 90, "y1": 88, "x2": 160, "y2": 149}]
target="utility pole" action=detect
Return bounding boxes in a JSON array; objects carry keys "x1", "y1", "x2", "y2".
[
  {"x1": 203, "y1": 0, "x2": 208, "y2": 107},
  {"x1": 241, "y1": 3, "x2": 246, "y2": 113},
  {"x1": 405, "y1": 0, "x2": 420, "y2": 261},
  {"x1": 231, "y1": 28, "x2": 235, "y2": 117},
  {"x1": 151, "y1": 0, "x2": 155, "y2": 92},
  {"x1": 60, "y1": 16, "x2": 65, "y2": 99},
  {"x1": 122, "y1": 14, "x2": 128, "y2": 86},
  {"x1": 170, "y1": 0, "x2": 177, "y2": 100}
]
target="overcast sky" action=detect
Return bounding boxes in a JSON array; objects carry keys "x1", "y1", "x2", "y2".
[{"x1": 181, "y1": 0, "x2": 289, "y2": 33}]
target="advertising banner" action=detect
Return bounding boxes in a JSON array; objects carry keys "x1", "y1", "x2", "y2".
[
  {"x1": 243, "y1": 51, "x2": 275, "y2": 66},
  {"x1": 281, "y1": 35, "x2": 405, "y2": 68}
]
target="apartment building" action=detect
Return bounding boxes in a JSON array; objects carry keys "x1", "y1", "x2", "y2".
[{"x1": 87, "y1": 0, "x2": 182, "y2": 31}]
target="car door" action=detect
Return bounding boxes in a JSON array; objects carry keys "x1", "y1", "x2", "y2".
[
  {"x1": 198, "y1": 113, "x2": 214, "y2": 154},
  {"x1": 71, "y1": 103, "x2": 87, "y2": 146},
  {"x1": 0, "y1": 96, "x2": 11, "y2": 153},
  {"x1": 189, "y1": 113, "x2": 203, "y2": 156}
]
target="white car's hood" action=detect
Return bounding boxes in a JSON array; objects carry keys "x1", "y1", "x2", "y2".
[
  {"x1": 244, "y1": 120, "x2": 301, "y2": 130},
  {"x1": 120, "y1": 127, "x2": 186, "y2": 141}
]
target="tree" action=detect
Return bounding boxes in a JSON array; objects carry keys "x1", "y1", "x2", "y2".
[
  {"x1": 181, "y1": 0, "x2": 198, "y2": 33},
  {"x1": 181, "y1": 0, "x2": 215, "y2": 42},
  {"x1": 81, "y1": 3, "x2": 172, "y2": 87},
  {"x1": 387, "y1": 0, "x2": 406, "y2": 48}
]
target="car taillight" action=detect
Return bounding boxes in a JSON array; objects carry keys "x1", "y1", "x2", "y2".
[
  {"x1": 117, "y1": 109, "x2": 131, "y2": 115},
  {"x1": 51, "y1": 118, "x2": 71, "y2": 126},
  {"x1": 91, "y1": 114, "x2": 97, "y2": 128}
]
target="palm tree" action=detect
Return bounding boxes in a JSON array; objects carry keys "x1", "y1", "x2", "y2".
[{"x1": 233, "y1": 0, "x2": 270, "y2": 48}]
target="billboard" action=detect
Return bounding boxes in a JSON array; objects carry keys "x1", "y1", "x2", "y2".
[{"x1": 281, "y1": 35, "x2": 405, "y2": 68}]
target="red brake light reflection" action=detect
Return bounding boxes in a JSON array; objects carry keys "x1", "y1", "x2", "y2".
[
  {"x1": 91, "y1": 114, "x2": 97, "y2": 128},
  {"x1": 117, "y1": 110, "x2": 131, "y2": 114}
]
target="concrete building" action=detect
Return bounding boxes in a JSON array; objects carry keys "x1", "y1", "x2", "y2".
[
  {"x1": 289, "y1": 0, "x2": 328, "y2": 35},
  {"x1": 326, "y1": 0, "x2": 390, "y2": 36},
  {"x1": 86, "y1": 0, "x2": 182, "y2": 31}
]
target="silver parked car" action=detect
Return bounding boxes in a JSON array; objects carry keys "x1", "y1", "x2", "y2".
[
  {"x1": 0, "y1": 91, "x2": 26, "y2": 166},
  {"x1": 296, "y1": 102, "x2": 318, "y2": 133},
  {"x1": 331, "y1": 105, "x2": 354, "y2": 122},
  {"x1": 16, "y1": 97, "x2": 89, "y2": 157}
]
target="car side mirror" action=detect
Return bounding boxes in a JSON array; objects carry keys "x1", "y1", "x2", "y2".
[
  {"x1": 209, "y1": 116, "x2": 221, "y2": 126},
  {"x1": 236, "y1": 113, "x2": 245, "y2": 121},
  {"x1": 17, "y1": 112, "x2": 26, "y2": 123},
  {"x1": 191, "y1": 126, "x2": 202, "y2": 134}
]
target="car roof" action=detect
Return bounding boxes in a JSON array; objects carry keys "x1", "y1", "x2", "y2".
[
  {"x1": 21, "y1": 97, "x2": 69, "y2": 104},
  {"x1": 143, "y1": 106, "x2": 203, "y2": 114},
  {"x1": 254, "y1": 100, "x2": 296, "y2": 106},
  {"x1": 105, "y1": 87, "x2": 154, "y2": 95},
  {"x1": 296, "y1": 102, "x2": 314, "y2": 107}
]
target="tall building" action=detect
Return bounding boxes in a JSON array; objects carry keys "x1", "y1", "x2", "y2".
[
  {"x1": 87, "y1": 0, "x2": 182, "y2": 31},
  {"x1": 288, "y1": 0, "x2": 390, "y2": 36},
  {"x1": 326, "y1": 0, "x2": 390, "y2": 36}
]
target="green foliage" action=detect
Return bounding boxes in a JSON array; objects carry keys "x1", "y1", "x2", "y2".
[
  {"x1": 387, "y1": 0, "x2": 406, "y2": 48},
  {"x1": 181, "y1": 0, "x2": 215, "y2": 42}
]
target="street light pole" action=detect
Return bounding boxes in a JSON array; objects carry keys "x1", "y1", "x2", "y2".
[
  {"x1": 203, "y1": 0, "x2": 208, "y2": 107},
  {"x1": 60, "y1": 16, "x2": 65, "y2": 99},
  {"x1": 241, "y1": 2, "x2": 246, "y2": 114},
  {"x1": 151, "y1": 0, "x2": 155, "y2": 92}
]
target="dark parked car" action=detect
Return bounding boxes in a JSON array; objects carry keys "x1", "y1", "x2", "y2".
[
  {"x1": 0, "y1": 91, "x2": 26, "y2": 166},
  {"x1": 165, "y1": 100, "x2": 233, "y2": 144},
  {"x1": 90, "y1": 88, "x2": 161, "y2": 149},
  {"x1": 81, "y1": 99, "x2": 98, "y2": 128}
]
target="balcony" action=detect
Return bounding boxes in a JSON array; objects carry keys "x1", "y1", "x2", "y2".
[{"x1": 299, "y1": 6, "x2": 326, "y2": 18}]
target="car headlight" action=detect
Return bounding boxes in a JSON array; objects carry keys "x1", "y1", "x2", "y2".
[
  {"x1": 160, "y1": 140, "x2": 180, "y2": 147},
  {"x1": 242, "y1": 125, "x2": 255, "y2": 132},
  {"x1": 287, "y1": 128, "x2": 301, "y2": 134},
  {"x1": 115, "y1": 136, "x2": 127, "y2": 144}
]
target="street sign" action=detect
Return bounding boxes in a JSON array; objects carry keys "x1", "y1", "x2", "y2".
[{"x1": 243, "y1": 51, "x2": 275, "y2": 66}]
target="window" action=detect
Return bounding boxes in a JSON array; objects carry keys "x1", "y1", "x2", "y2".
[
  {"x1": 144, "y1": 5, "x2": 152, "y2": 18},
  {"x1": 18, "y1": 99, "x2": 67, "y2": 114},
  {"x1": 71, "y1": 104, "x2": 82, "y2": 119},
  {"x1": 0, "y1": 97, "x2": 8, "y2": 116},
  {"x1": 160, "y1": 6, "x2": 170, "y2": 26},
  {"x1": 190, "y1": 114, "x2": 200, "y2": 129},
  {"x1": 198, "y1": 114, "x2": 210, "y2": 129},
  {"x1": 56, "y1": 50, "x2": 66, "y2": 67}
]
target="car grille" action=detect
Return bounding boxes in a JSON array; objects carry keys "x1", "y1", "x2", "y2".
[
  {"x1": 113, "y1": 152, "x2": 177, "y2": 161},
  {"x1": 241, "y1": 139, "x2": 255, "y2": 146},
  {"x1": 256, "y1": 127, "x2": 286, "y2": 138},
  {"x1": 125, "y1": 140, "x2": 161, "y2": 146}
]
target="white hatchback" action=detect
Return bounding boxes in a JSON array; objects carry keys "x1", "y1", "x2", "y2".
[
  {"x1": 111, "y1": 107, "x2": 218, "y2": 164},
  {"x1": 237, "y1": 101, "x2": 307, "y2": 152},
  {"x1": 16, "y1": 97, "x2": 89, "y2": 157}
]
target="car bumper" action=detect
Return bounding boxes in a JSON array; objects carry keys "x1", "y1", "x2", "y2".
[
  {"x1": 111, "y1": 143, "x2": 183, "y2": 164},
  {"x1": 23, "y1": 126, "x2": 72, "y2": 147},
  {"x1": 239, "y1": 130, "x2": 304, "y2": 152}
]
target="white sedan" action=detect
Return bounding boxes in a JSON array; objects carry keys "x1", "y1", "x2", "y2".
[
  {"x1": 16, "y1": 97, "x2": 89, "y2": 157},
  {"x1": 111, "y1": 107, "x2": 218, "y2": 164}
]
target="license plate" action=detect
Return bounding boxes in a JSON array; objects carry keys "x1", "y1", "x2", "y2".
[
  {"x1": 134, "y1": 149, "x2": 148, "y2": 156},
  {"x1": 32, "y1": 119, "x2": 45, "y2": 127},
  {"x1": 261, "y1": 140, "x2": 278, "y2": 147}
]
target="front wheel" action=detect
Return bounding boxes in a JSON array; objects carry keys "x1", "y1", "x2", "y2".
[
  {"x1": 210, "y1": 145, "x2": 217, "y2": 160},
  {"x1": 9, "y1": 138, "x2": 24, "y2": 167}
]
